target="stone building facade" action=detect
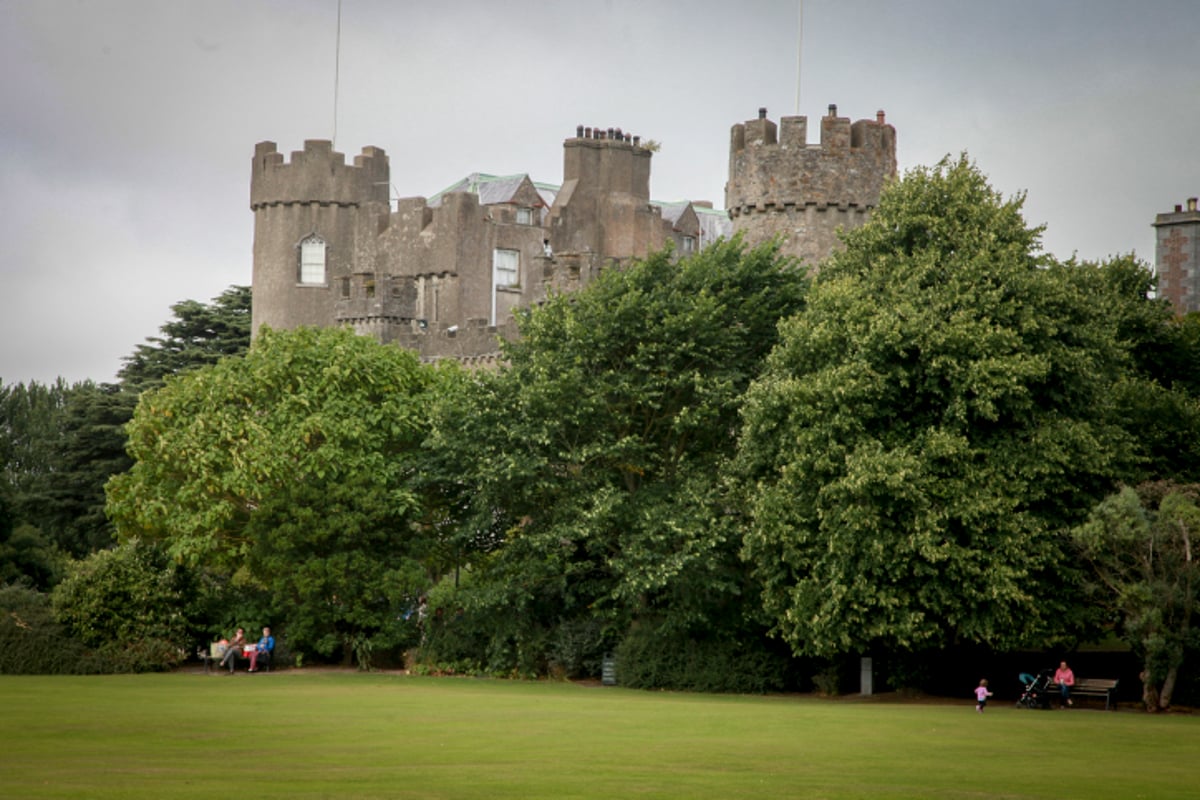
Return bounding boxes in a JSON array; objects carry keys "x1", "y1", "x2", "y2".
[
  {"x1": 1153, "y1": 196, "x2": 1200, "y2": 316},
  {"x1": 250, "y1": 107, "x2": 896, "y2": 361}
]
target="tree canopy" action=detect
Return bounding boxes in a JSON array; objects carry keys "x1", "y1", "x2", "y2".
[
  {"x1": 2, "y1": 286, "x2": 253, "y2": 563},
  {"x1": 1072, "y1": 482, "x2": 1200, "y2": 710},
  {"x1": 107, "y1": 326, "x2": 447, "y2": 662},
  {"x1": 736, "y1": 156, "x2": 1134, "y2": 659},
  {"x1": 423, "y1": 238, "x2": 808, "y2": 679},
  {"x1": 118, "y1": 285, "x2": 252, "y2": 393}
]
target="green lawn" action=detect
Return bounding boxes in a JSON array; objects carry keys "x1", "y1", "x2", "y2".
[{"x1": 1, "y1": 671, "x2": 1197, "y2": 799}]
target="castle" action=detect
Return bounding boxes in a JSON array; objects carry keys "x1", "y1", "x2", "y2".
[{"x1": 250, "y1": 107, "x2": 898, "y2": 362}]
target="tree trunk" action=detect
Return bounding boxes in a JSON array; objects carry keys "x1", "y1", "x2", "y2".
[
  {"x1": 1158, "y1": 665, "x2": 1178, "y2": 710},
  {"x1": 1140, "y1": 670, "x2": 1160, "y2": 713}
]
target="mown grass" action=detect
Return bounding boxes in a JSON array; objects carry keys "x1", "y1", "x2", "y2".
[{"x1": 1, "y1": 670, "x2": 1197, "y2": 799}]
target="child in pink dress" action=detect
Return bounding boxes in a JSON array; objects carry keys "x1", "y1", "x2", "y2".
[{"x1": 975, "y1": 679, "x2": 993, "y2": 712}]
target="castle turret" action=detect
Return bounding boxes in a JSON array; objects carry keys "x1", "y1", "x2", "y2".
[
  {"x1": 1153, "y1": 196, "x2": 1200, "y2": 316},
  {"x1": 250, "y1": 140, "x2": 390, "y2": 335},
  {"x1": 726, "y1": 106, "x2": 896, "y2": 268}
]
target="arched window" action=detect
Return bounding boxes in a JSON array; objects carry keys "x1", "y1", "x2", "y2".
[{"x1": 298, "y1": 235, "x2": 327, "y2": 285}]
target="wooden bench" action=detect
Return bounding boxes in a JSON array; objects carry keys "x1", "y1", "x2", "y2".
[
  {"x1": 198, "y1": 644, "x2": 271, "y2": 674},
  {"x1": 1051, "y1": 678, "x2": 1119, "y2": 710}
]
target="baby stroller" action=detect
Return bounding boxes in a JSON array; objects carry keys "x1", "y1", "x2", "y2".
[{"x1": 1016, "y1": 669, "x2": 1054, "y2": 709}]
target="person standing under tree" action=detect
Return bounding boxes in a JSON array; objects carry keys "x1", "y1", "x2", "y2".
[{"x1": 1054, "y1": 661, "x2": 1075, "y2": 707}]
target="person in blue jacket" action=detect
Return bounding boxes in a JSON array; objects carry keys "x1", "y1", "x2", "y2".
[{"x1": 248, "y1": 626, "x2": 274, "y2": 672}]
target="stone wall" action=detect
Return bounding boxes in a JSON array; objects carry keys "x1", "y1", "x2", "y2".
[{"x1": 726, "y1": 106, "x2": 896, "y2": 269}]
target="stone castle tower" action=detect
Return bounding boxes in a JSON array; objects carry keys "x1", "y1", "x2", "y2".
[
  {"x1": 1153, "y1": 196, "x2": 1200, "y2": 316},
  {"x1": 250, "y1": 141, "x2": 391, "y2": 336},
  {"x1": 726, "y1": 105, "x2": 897, "y2": 268},
  {"x1": 249, "y1": 107, "x2": 895, "y2": 363}
]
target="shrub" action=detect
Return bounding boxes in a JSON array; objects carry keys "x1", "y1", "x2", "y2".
[
  {"x1": 614, "y1": 624, "x2": 791, "y2": 693},
  {"x1": 547, "y1": 617, "x2": 609, "y2": 679},
  {"x1": 51, "y1": 539, "x2": 195, "y2": 672},
  {"x1": 0, "y1": 584, "x2": 94, "y2": 674}
]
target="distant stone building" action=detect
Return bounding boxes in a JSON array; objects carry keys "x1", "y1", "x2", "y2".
[
  {"x1": 250, "y1": 107, "x2": 896, "y2": 362},
  {"x1": 1153, "y1": 196, "x2": 1200, "y2": 316}
]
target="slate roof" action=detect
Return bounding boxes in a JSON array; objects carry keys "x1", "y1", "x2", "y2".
[
  {"x1": 427, "y1": 172, "x2": 733, "y2": 244},
  {"x1": 429, "y1": 173, "x2": 558, "y2": 209}
]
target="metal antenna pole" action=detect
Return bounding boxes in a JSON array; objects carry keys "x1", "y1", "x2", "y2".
[
  {"x1": 333, "y1": 0, "x2": 342, "y2": 148},
  {"x1": 795, "y1": 0, "x2": 803, "y2": 115}
]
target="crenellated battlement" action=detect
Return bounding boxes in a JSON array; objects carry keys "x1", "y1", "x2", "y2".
[
  {"x1": 726, "y1": 105, "x2": 897, "y2": 268},
  {"x1": 251, "y1": 140, "x2": 390, "y2": 210},
  {"x1": 727, "y1": 105, "x2": 895, "y2": 213}
]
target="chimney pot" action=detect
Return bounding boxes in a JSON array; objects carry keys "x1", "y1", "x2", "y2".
[
  {"x1": 576, "y1": 124, "x2": 584, "y2": 137},
  {"x1": 1176, "y1": 204, "x2": 1184, "y2": 213},
  {"x1": 1189, "y1": 197, "x2": 1198, "y2": 212},
  {"x1": 633, "y1": 135, "x2": 640, "y2": 147},
  {"x1": 877, "y1": 109, "x2": 886, "y2": 124},
  {"x1": 585, "y1": 127, "x2": 592, "y2": 138},
  {"x1": 828, "y1": 104, "x2": 838, "y2": 117},
  {"x1": 758, "y1": 107, "x2": 767, "y2": 120}
]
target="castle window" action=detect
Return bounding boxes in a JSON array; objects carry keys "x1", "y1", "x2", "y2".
[
  {"x1": 340, "y1": 277, "x2": 350, "y2": 298},
  {"x1": 493, "y1": 248, "x2": 519, "y2": 288},
  {"x1": 492, "y1": 248, "x2": 520, "y2": 326},
  {"x1": 682, "y1": 235, "x2": 696, "y2": 254},
  {"x1": 516, "y1": 207, "x2": 533, "y2": 225},
  {"x1": 298, "y1": 235, "x2": 327, "y2": 285}
]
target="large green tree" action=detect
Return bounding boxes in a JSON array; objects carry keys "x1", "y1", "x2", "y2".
[
  {"x1": 736, "y1": 156, "x2": 1133, "y2": 659},
  {"x1": 1069, "y1": 256, "x2": 1200, "y2": 483},
  {"x1": 1072, "y1": 482, "x2": 1200, "y2": 711},
  {"x1": 2, "y1": 286, "x2": 252, "y2": 563},
  {"x1": 1, "y1": 379, "x2": 72, "y2": 534},
  {"x1": 426, "y1": 238, "x2": 808, "y2": 680},
  {"x1": 0, "y1": 378, "x2": 114, "y2": 558},
  {"x1": 38, "y1": 382, "x2": 135, "y2": 555},
  {"x1": 106, "y1": 326, "x2": 445, "y2": 663},
  {"x1": 118, "y1": 285, "x2": 252, "y2": 393},
  {"x1": 57, "y1": 284, "x2": 254, "y2": 554}
]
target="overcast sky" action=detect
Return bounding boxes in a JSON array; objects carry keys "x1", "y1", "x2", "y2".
[{"x1": 3, "y1": 0, "x2": 1198, "y2": 387}]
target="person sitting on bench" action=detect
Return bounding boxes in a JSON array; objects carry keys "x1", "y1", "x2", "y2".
[
  {"x1": 248, "y1": 626, "x2": 274, "y2": 672},
  {"x1": 220, "y1": 628, "x2": 246, "y2": 673},
  {"x1": 1054, "y1": 660, "x2": 1075, "y2": 707}
]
